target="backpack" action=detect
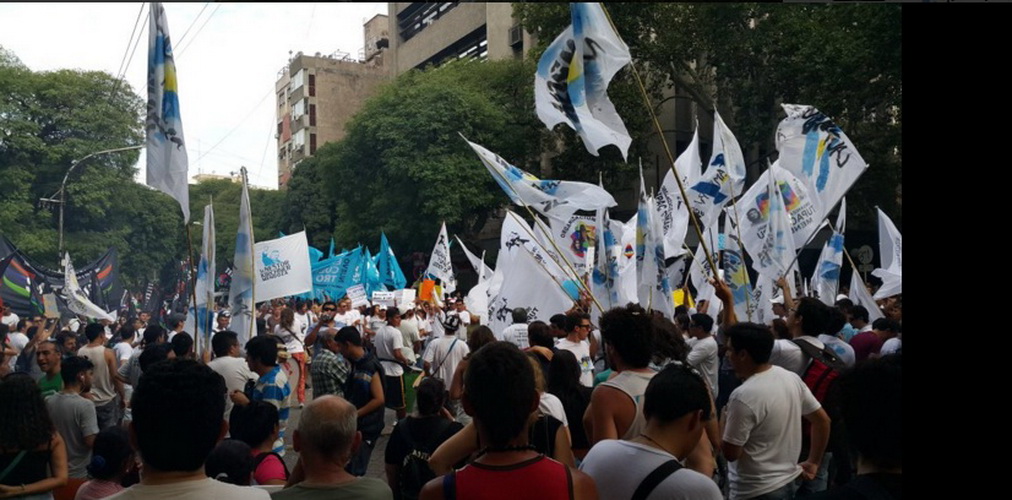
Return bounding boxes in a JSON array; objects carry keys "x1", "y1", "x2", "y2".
[
  {"x1": 792, "y1": 337, "x2": 846, "y2": 455},
  {"x1": 398, "y1": 418, "x2": 453, "y2": 500}
]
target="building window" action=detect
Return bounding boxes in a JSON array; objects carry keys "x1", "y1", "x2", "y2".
[
  {"x1": 292, "y1": 69, "x2": 306, "y2": 90},
  {"x1": 309, "y1": 74, "x2": 316, "y2": 97},
  {"x1": 277, "y1": 90, "x2": 285, "y2": 108},
  {"x1": 309, "y1": 104, "x2": 316, "y2": 126},
  {"x1": 415, "y1": 25, "x2": 487, "y2": 70},
  {"x1": 292, "y1": 99, "x2": 305, "y2": 119},
  {"x1": 277, "y1": 121, "x2": 283, "y2": 136},
  {"x1": 293, "y1": 129, "x2": 307, "y2": 148},
  {"x1": 310, "y1": 133, "x2": 317, "y2": 155},
  {"x1": 397, "y1": 2, "x2": 460, "y2": 42}
]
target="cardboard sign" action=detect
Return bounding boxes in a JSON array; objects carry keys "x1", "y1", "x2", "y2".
[
  {"x1": 419, "y1": 280, "x2": 436, "y2": 301},
  {"x1": 346, "y1": 284, "x2": 369, "y2": 308},
  {"x1": 372, "y1": 291, "x2": 395, "y2": 307},
  {"x1": 43, "y1": 293, "x2": 60, "y2": 318},
  {"x1": 395, "y1": 288, "x2": 416, "y2": 307}
]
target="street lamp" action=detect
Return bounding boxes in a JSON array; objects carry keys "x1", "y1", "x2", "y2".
[{"x1": 42, "y1": 145, "x2": 144, "y2": 260}]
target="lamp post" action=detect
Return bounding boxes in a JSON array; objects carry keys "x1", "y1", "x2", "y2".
[{"x1": 43, "y1": 145, "x2": 144, "y2": 260}]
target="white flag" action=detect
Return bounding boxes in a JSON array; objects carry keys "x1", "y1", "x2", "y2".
[
  {"x1": 687, "y1": 110, "x2": 747, "y2": 228},
  {"x1": 591, "y1": 207, "x2": 621, "y2": 313},
  {"x1": 425, "y1": 223, "x2": 455, "y2": 294},
  {"x1": 535, "y1": 2, "x2": 632, "y2": 159},
  {"x1": 62, "y1": 254, "x2": 114, "y2": 322},
  {"x1": 229, "y1": 169, "x2": 255, "y2": 345},
  {"x1": 253, "y1": 232, "x2": 313, "y2": 302},
  {"x1": 635, "y1": 175, "x2": 673, "y2": 317},
  {"x1": 464, "y1": 137, "x2": 616, "y2": 221},
  {"x1": 776, "y1": 104, "x2": 868, "y2": 218},
  {"x1": 731, "y1": 162, "x2": 820, "y2": 279},
  {"x1": 749, "y1": 273, "x2": 776, "y2": 326},
  {"x1": 146, "y1": 2, "x2": 190, "y2": 222},
  {"x1": 195, "y1": 202, "x2": 215, "y2": 347},
  {"x1": 723, "y1": 229, "x2": 755, "y2": 322},
  {"x1": 455, "y1": 236, "x2": 492, "y2": 282},
  {"x1": 488, "y1": 244, "x2": 574, "y2": 337},
  {"x1": 657, "y1": 123, "x2": 701, "y2": 259},
  {"x1": 850, "y1": 271, "x2": 884, "y2": 322},
  {"x1": 547, "y1": 214, "x2": 597, "y2": 276},
  {"x1": 871, "y1": 208, "x2": 902, "y2": 299}
]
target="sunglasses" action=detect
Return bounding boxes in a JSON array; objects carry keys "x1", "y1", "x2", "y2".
[{"x1": 323, "y1": 307, "x2": 337, "y2": 312}]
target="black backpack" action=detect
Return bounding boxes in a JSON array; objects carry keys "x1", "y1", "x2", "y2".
[{"x1": 398, "y1": 418, "x2": 453, "y2": 500}]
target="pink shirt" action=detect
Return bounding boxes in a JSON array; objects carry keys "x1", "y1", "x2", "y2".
[
  {"x1": 75, "y1": 479, "x2": 124, "y2": 500},
  {"x1": 251, "y1": 451, "x2": 287, "y2": 485}
]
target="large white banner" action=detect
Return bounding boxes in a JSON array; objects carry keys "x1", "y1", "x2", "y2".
[{"x1": 253, "y1": 231, "x2": 313, "y2": 302}]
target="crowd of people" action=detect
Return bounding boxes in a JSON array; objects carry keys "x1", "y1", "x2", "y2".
[{"x1": 0, "y1": 277, "x2": 901, "y2": 500}]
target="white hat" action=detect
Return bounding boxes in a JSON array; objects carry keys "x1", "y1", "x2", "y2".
[
  {"x1": 836, "y1": 294, "x2": 849, "y2": 302},
  {"x1": 770, "y1": 295, "x2": 785, "y2": 305}
]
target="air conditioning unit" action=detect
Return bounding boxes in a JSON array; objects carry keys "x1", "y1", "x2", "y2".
[{"x1": 508, "y1": 25, "x2": 523, "y2": 48}]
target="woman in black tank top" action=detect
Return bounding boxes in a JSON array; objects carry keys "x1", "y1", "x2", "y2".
[{"x1": 0, "y1": 373, "x2": 69, "y2": 498}]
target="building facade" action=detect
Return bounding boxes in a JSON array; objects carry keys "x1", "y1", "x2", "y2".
[{"x1": 275, "y1": 15, "x2": 392, "y2": 188}]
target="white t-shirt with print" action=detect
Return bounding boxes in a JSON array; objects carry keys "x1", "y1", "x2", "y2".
[{"x1": 555, "y1": 337, "x2": 593, "y2": 387}]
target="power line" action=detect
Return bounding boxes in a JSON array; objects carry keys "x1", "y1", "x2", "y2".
[
  {"x1": 175, "y1": 2, "x2": 222, "y2": 59},
  {"x1": 174, "y1": 2, "x2": 211, "y2": 49},
  {"x1": 257, "y1": 119, "x2": 275, "y2": 183},
  {"x1": 109, "y1": 3, "x2": 146, "y2": 103},
  {"x1": 194, "y1": 88, "x2": 274, "y2": 164}
]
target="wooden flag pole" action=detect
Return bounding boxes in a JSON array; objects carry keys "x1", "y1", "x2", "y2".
[
  {"x1": 185, "y1": 222, "x2": 200, "y2": 356},
  {"x1": 598, "y1": 3, "x2": 719, "y2": 278}
]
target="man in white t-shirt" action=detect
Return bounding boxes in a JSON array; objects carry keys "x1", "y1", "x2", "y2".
[
  {"x1": 556, "y1": 312, "x2": 593, "y2": 387},
  {"x1": 332, "y1": 298, "x2": 363, "y2": 332},
  {"x1": 206, "y1": 330, "x2": 256, "y2": 422},
  {"x1": 446, "y1": 301, "x2": 471, "y2": 340},
  {"x1": 375, "y1": 307, "x2": 409, "y2": 419},
  {"x1": 500, "y1": 308, "x2": 529, "y2": 348},
  {"x1": 422, "y1": 324, "x2": 469, "y2": 386},
  {"x1": 686, "y1": 313, "x2": 719, "y2": 400},
  {"x1": 580, "y1": 364, "x2": 722, "y2": 500},
  {"x1": 721, "y1": 323, "x2": 830, "y2": 500},
  {"x1": 1, "y1": 305, "x2": 19, "y2": 329},
  {"x1": 5, "y1": 318, "x2": 30, "y2": 373},
  {"x1": 212, "y1": 309, "x2": 232, "y2": 334}
]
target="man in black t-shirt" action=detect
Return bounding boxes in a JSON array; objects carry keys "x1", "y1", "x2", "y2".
[{"x1": 334, "y1": 326, "x2": 385, "y2": 476}]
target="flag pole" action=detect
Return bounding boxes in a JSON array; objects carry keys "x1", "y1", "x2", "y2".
[
  {"x1": 242, "y1": 167, "x2": 256, "y2": 342},
  {"x1": 598, "y1": 2, "x2": 719, "y2": 278},
  {"x1": 185, "y1": 215, "x2": 200, "y2": 356}
]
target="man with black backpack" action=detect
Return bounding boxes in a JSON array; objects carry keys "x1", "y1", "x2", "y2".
[{"x1": 384, "y1": 378, "x2": 463, "y2": 500}]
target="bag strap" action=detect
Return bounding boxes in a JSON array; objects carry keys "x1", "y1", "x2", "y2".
[
  {"x1": 431, "y1": 338, "x2": 459, "y2": 376},
  {"x1": 631, "y1": 459, "x2": 682, "y2": 500},
  {"x1": 442, "y1": 470, "x2": 457, "y2": 500},
  {"x1": 0, "y1": 450, "x2": 28, "y2": 484},
  {"x1": 792, "y1": 337, "x2": 845, "y2": 372}
]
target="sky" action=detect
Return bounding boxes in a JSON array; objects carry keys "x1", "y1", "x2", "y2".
[{"x1": 0, "y1": 2, "x2": 388, "y2": 189}]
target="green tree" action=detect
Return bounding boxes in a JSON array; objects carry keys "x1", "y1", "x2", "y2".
[
  {"x1": 316, "y1": 58, "x2": 551, "y2": 253},
  {"x1": 188, "y1": 179, "x2": 286, "y2": 272},
  {"x1": 514, "y1": 3, "x2": 901, "y2": 228},
  {"x1": 1, "y1": 46, "x2": 187, "y2": 288}
]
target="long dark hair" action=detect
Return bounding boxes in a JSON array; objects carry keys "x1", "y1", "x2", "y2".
[{"x1": 0, "y1": 373, "x2": 54, "y2": 451}]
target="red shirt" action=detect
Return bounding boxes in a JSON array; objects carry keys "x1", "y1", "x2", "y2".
[
  {"x1": 454, "y1": 454, "x2": 573, "y2": 500},
  {"x1": 849, "y1": 331, "x2": 883, "y2": 362}
]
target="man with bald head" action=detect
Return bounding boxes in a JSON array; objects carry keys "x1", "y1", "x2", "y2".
[{"x1": 274, "y1": 395, "x2": 392, "y2": 499}]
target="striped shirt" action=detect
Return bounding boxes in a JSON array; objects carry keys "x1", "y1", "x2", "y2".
[{"x1": 252, "y1": 365, "x2": 291, "y2": 456}]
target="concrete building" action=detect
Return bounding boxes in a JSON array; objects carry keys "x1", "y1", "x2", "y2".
[
  {"x1": 387, "y1": 2, "x2": 535, "y2": 74},
  {"x1": 275, "y1": 15, "x2": 392, "y2": 188}
]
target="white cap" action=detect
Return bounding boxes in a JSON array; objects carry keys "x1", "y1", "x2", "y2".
[
  {"x1": 770, "y1": 295, "x2": 785, "y2": 305},
  {"x1": 836, "y1": 294, "x2": 849, "y2": 301}
]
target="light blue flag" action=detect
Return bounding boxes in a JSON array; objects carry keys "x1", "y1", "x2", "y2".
[
  {"x1": 378, "y1": 233, "x2": 407, "y2": 290},
  {"x1": 308, "y1": 245, "x2": 323, "y2": 263},
  {"x1": 328, "y1": 238, "x2": 336, "y2": 259}
]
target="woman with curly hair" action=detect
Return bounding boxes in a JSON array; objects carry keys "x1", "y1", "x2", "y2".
[{"x1": 0, "y1": 373, "x2": 69, "y2": 499}]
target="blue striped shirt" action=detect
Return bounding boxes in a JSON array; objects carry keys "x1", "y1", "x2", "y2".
[{"x1": 252, "y1": 365, "x2": 291, "y2": 456}]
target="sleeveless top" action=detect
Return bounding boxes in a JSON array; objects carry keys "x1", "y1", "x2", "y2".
[
  {"x1": 0, "y1": 441, "x2": 53, "y2": 486},
  {"x1": 599, "y1": 370, "x2": 656, "y2": 440},
  {"x1": 452, "y1": 454, "x2": 572, "y2": 500},
  {"x1": 77, "y1": 345, "x2": 115, "y2": 404}
]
